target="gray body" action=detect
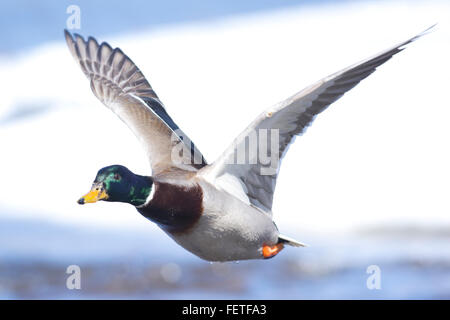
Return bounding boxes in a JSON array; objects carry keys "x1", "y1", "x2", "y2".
[{"x1": 166, "y1": 177, "x2": 279, "y2": 261}]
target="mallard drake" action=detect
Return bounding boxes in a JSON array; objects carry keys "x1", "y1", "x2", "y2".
[{"x1": 65, "y1": 27, "x2": 431, "y2": 262}]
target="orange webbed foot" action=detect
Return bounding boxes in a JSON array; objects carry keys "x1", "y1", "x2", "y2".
[{"x1": 262, "y1": 243, "x2": 284, "y2": 259}]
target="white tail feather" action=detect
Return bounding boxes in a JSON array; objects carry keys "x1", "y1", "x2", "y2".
[{"x1": 278, "y1": 234, "x2": 308, "y2": 247}]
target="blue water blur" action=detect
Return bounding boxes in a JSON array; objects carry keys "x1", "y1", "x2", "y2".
[{"x1": 1, "y1": 214, "x2": 449, "y2": 299}]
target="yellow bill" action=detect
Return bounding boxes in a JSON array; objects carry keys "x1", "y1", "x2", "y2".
[{"x1": 78, "y1": 186, "x2": 108, "y2": 205}]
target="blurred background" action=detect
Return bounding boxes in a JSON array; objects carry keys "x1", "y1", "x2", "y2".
[{"x1": 0, "y1": 0, "x2": 449, "y2": 299}]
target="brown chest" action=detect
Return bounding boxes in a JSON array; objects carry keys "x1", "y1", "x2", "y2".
[{"x1": 136, "y1": 182, "x2": 203, "y2": 233}]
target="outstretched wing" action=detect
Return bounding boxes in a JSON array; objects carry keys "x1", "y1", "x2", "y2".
[
  {"x1": 64, "y1": 30, "x2": 207, "y2": 175},
  {"x1": 202, "y1": 27, "x2": 433, "y2": 214}
]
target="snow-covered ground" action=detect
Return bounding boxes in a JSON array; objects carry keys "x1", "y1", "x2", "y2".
[{"x1": 0, "y1": 0, "x2": 449, "y2": 299}]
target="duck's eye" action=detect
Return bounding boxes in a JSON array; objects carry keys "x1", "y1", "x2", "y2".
[{"x1": 113, "y1": 173, "x2": 120, "y2": 181}]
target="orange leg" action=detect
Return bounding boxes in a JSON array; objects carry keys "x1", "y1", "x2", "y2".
[{"x1": 262, "y1": 243, "x2": 284, "y2": 259}]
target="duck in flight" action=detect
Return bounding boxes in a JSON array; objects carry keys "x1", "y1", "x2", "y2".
[{"x1": 66, "y1": 26, "x2": 431, "y2": 262}]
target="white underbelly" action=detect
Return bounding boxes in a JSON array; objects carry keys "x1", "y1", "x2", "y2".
[{"x1": 165, "y1": 208, "x2": 279, "y2": 262}]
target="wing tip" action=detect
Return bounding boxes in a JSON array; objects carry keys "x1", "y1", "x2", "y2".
[
  {"x1": 64, "y1": 29, "x2": 75, "y2": 45},
  {"x1": 398, "y1": 24, "x2": 437, "y2": 50}
]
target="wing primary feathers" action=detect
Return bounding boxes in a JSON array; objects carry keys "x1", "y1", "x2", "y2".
[
  {"x1": 64, "y1": 29, "x2": 207, "y2": 173},
  {"x1": 204, "y1": 26, "x2": 434, "y2": 214}
]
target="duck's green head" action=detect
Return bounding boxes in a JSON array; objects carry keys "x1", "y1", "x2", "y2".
[{"x1": 78, "y1": 165, "x2": 152, "y2": 206}]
